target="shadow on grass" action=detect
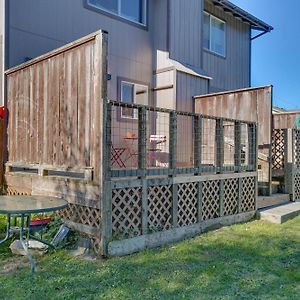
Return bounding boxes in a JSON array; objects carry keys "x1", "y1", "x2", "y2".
[{"x1": 1, "y1": 218, "x2": 300, "y2": 299}]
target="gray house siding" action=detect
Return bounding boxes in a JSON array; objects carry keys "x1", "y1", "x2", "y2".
[
  {"x1": 169, "y1": 0, "x2": 203, "y2": 68},
  {"x1": 176, "y1": 72, "x2": 208, "y2": 112},
  {"x1": 5, "y1": 0, "x2": 255, "y2": 111},
  {"x1": 203, "y1": 0, "x2": 251, "y2": 92},
  {"x1": 7, "y1": 0, "x2": 154, "y2": 102}
]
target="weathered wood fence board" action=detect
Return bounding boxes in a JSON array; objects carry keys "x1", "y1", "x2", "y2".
[
  {"x1": 5, "y1": 32, "x2": 104, "y2": 182},
  {"x1": 4, "y1": 31, "x2": 108, "y2": 254},
  {"x1": 273, "y1": 112, "x2": 300, "y2": 130}
]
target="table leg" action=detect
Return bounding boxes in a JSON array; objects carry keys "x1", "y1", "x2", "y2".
[
  {"x1": 20, "y1": 214, "x2": 36, "y2": 273},
  {"x1": 0, "y1": 214, "x2": 11, "y2": 244}
]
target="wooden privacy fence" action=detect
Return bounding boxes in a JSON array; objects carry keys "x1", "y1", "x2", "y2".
[
  {"x1": 103, "y1": 101, "x2": 258, "y2": 256},
  {"x1": 4, "y1": 31, "x2": 108, "y2": 254}
]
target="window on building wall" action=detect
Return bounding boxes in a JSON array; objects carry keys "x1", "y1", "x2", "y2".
[
  {"x1": 120, "y1": 81, "x2": 148, "y2": 119},
  {"x1": 87, "y1": 0, "x2": 147, "y2": 25},
  {"x1": 203, "y1": 12, "x2": 226, "y2": 57}
]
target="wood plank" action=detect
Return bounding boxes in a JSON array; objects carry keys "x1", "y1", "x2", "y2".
[{"x1": 78, "y1": 45, "x2": 87, "y2": 167}]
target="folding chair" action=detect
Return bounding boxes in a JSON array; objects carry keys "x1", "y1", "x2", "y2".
[
  {"x1": 111, "y1": 144, "x2": 126, "y2": 168},
  {"x1": 147, "y1": 135, "x2": 167, "y2": 167}
]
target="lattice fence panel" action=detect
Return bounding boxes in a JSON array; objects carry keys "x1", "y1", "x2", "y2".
[
  {"x1": 294, "y1": 173, "x2": 300, "y2": 201},
  {"x1": 241, "y1": 177, "x2": 256, "y2": 212},
  {"x1": 58, "y1": 203, "x2": 101, "y2": 229},
  {"x1": 272, "y1": 129, "x2": 285, "y2": 170},
  {"x1": 294, "y1": 130, "x2": 300, "y2": 168},
  {"x1": 224, "y1": 178, "x2": 239, "y2": 216},
  {"x1": 202, "y1": 180, "x2": 220, "y2": 220},
  {"x1": 112, "y1": 187, "x2": 142, "y2": 239},
  {"x1": 178, "y1": 182, "x2": 198, "y2": 226},
  {"x1": 5, "y1": 186, "x2": 31, "y2": 196},
  {"x1": 148, "y1": 185, "x2": 172, "y2": 232}
]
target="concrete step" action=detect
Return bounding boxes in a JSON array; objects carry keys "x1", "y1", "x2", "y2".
[
  {"x1": 257, "y1": 193, "x2": 290, "y2": 209},
  {"x1": 258, "y1": 202, "x2": 300, "y2": 224},
  {"x1": 272, "y1": 181, "x2": 281, "y2": 194}
]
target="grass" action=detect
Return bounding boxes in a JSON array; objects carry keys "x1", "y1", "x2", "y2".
[{"x1": 1, "y1": 216, "x2": 300, "y2": 299}]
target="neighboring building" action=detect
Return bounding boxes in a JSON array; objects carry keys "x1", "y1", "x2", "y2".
[{"x1": 1, "y1": 0, "x2": 272, "y2": 111}]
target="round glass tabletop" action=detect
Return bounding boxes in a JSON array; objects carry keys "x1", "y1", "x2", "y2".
[{"x1": 0, "y1": 196, "x2": 68, "y2": 214}]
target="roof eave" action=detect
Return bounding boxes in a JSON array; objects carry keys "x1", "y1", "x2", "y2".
[{"x1": 210, "y1": 0, "x2": 273, "y2": 33}]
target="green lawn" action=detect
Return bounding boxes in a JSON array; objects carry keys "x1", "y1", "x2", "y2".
[{"x1": 1, "y1": 215, "x2": 300, "y2": 300}]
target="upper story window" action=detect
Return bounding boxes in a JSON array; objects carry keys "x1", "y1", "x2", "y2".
[
  {"x1": 87, "y1": 0, "x2": 147, "y2": 26},
  {"x1": 203, "y1": 12, "x2": 226, "y2": 57}
]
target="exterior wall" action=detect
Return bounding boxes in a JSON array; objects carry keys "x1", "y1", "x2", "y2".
[
  {"x1": 169, "y1": 0, "x2": 203, "y2": 68},
  {"x1": 7, "y1": 0, "x2": 153, "y2": 101},
  {"x1": 176, "y1": 72, "x2": 208, "y2": 112},
  {"x1": 203, "y1": 0, "x2": 251, "y2": 92},
  {"x1": 6, "y1": 0, "x2": 253, "y2": 109}
]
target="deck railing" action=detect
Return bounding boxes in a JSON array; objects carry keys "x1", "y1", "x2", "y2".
[
  {"x1": 107, "y1": 100, "x2": 257, "y2": 179},
  {"x1": 102, "y1": 100, "x2": 258, "y2": 256}
]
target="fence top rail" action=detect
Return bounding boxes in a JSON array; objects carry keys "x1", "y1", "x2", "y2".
[
  {"x1": 5, "y1": 30, "x2": 107, "y2": 75},
  {"x1": 194, "y1": 85, "x2": 272, "y2": 99},
  {"x1": 109, "y1": 100, "x2": 257, "y2": 125}
]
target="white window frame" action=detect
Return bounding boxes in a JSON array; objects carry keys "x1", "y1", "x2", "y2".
[
  {"x1": 86, "y1": 0, "x2": 147, "y2": 26},
  {"x1": 204, "y1": 12, "x2": 226, "y2": 57},
  {"x1": 120, "y1": 81, "x2": 148, "y2": 120}
]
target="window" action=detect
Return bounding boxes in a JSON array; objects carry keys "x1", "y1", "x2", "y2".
[
  {"x1": 203, "y1": 12, "x2": 226, "y2": 57},
  {"x1": 120, "y1": 81, "x2": 148, "y2": 119},
  {"x1": 87, "y1": 0, "x2": 147, "y2": 25}
]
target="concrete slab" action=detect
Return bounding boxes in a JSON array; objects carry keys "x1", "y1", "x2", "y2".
[
  {"x1": 258, "y1": 202, "x2": 300, "y2": 224},
  {"x1": 257, "y1": 193, "x2": 290, "y2": 209}
]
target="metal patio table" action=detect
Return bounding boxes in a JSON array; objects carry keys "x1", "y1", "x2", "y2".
[{"x1": 0, "y1": 195, "x2": 68, "y2": 272}]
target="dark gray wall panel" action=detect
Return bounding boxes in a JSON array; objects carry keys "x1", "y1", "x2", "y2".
[
  {"x1": 169, "y1": 0, "x2": 203, "y2": 68},
  {"x1": 203, "y1": 0, "x2": 251, "y2": 92}
]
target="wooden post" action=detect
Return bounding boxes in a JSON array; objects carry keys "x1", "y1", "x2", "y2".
[
  {"x1": 219, "y1": 179, "x2": 225, "y2": 217},
  {"x1": 141, "y1": 179, "x2": 148, "y2": 235},
  {"x1": 194, "y1": 115, "x2": 202, "y2": 175},
  {"x1": 247, "y1": 124, "x2": 256, "y2": 172},
  {"x1": 169, "y1": 111, "x2": 178, "y2": 227},
  {"x1": 138, "y1": 106, "x2": 148, "y2": 234},
  {"x1": 138, "y1": 106, "x2": 147, "y2": 179},
  {"x1": 215, "y1": 119, "x2": 224, "y2": 174},
  {"x1": 234, "y1": 121, "x2": 242, "y2": 173},
  {"x1": 197, "y1": 182, "x2": 203, "y2": 222},
  {"x1": 169, "y1": 111, "x2": 177, "y2": 172},
  {"x1": 100, "y1": 31, "x2": 111, "y2": 257}
]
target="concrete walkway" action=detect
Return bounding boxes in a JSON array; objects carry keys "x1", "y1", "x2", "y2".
[{"x1": 258, "y1": 202, "x2": 300, "y2": 224}]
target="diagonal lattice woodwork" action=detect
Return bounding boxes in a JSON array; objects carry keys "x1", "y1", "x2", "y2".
[
  {"x1": 148, "y1": 185, "x2": 172, "y2": 232},
  {"x1": 294, "y1": 130, "x2": 300, "y2": 168},
  {"x1": 202, "y1": 180, "x2": 220, "y2": 220},
  {"x1": 112, "y1": 187, "x2": 142, "y2": 239},
  {"x1": 224, "y1": 178, "x2": 239, "y2": 216},
  {"x1": 59, "y1": 203, "x2": 101, "y2": 229},
  {"x1": 294, "y1": 173, "x2": 300, "y2": 201},
  {"x1": 241, "y1": 177, "x2": 256, "y2": 212},
  {"x1": 272, "y1": 129, "x2": 285, "y2": 170},
  {"x1": 178, "y1": 182, "x2": 198, "y2": 226}
]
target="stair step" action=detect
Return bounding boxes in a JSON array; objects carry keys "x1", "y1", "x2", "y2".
[
  {"x1": 258, "y1": 202, "x2": 300, "y2": 224},
  {"x1": 257, "y1": 193, "x2": 290, "y2": 209}
]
